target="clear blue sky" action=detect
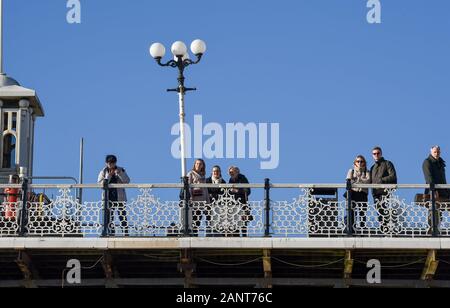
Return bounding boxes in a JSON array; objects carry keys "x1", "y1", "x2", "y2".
[{"x1": 4, "y1": 0, "x2": 450, "y2": 187}]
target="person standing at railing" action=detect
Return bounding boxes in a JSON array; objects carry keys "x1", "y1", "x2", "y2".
[
  {"x1": 187, "y1": 159, "x2": 210, "y2": 236},
  {"x1": 98, "y1": 155, "x2": 130, "y2": 236},
  {"x1": 423, "y1": 146, "x2": 449, "y2": 200},
  {"x1": 228, "y1": 166, "x2": 252, "y2": 237},
  {"x1": 206, "y1": 166, "x2": 226, "y2": 236},
  {"x1": 370, "y1": 147, "x2": 398, "y2": 233},
  {"x1": 346, "y1": 155, "x2": 371, "y2": 230}
]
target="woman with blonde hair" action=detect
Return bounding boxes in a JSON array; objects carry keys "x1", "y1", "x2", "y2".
[
  {"x1": 346, "y1": 155, "x2": 371, "y2": 231},
  {"x1": 347, "y1": 155, "x2": 371, "y2": 202}
]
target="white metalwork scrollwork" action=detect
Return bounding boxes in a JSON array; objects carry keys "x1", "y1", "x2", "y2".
[
  {"x1": 111, "y1": 189, "x2": 183, "y2": 237},
  {"x1": 272, "y1": 189, "x2": 310, "y2": 236},
  {"x1": 438, "y1": 201, "x2": 450, "y2": 236},
  {"x1": 272, "y1": 188, "x2": 345, "y2": 237},
  {"x1": 27, "y1": 188, "x2": 102, "y2": 236},
  {"x1": 188, "y1": 188, "x2": 264, "y2": 237},
  {"x1": 306, "y1": 189, "x2": 346, "y2": 236},
  {"x1": 353, "y1": 189, "x2": 431, "y2": 237},
  {"x1": 208, "y1": 189, "x2": 246, "y2": 235},
  {"x1": 2, "y1": 183, "x2": 445, "y2": 238},
  {"x1": 0, "y1": 201, "x2": 21, "y2": 236}
]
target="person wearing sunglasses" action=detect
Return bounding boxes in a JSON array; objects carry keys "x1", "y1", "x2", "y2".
[
  {"x1": 346, "y1": 155, "x2": 371, "y2": 230},
  {"x1": 370, "y1": 146, "x2": 398, "y2": 233}
]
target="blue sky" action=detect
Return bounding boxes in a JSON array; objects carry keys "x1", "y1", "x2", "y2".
[{"x1": 4, "y1": 0, "x2": 450, "y2": 189}]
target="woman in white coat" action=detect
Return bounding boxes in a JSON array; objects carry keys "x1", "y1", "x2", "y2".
[{"x1": 186, "y1": 159, "x2": 210, "y2": 235}]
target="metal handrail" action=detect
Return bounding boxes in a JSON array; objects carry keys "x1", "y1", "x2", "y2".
[
  {"x1": 0, "y1": 183, "x2": 447, "y2": 189},
  {"x1": 30, "y1": 176, "x2": 78, "y2": 184},
  {"x1": 1, "y1": 181, "x2": 449, "y2": 238}
]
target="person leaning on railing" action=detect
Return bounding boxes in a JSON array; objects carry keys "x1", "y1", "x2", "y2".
[
  {"x1": 346, "y1": 155, "x2": 371, "y2": 228},
  {"x1": 98, "y1": 155, "x2": 130, "y2": 236},
  {"x1": 228, "y1": 166, "x2": 252, "y2": 237}
]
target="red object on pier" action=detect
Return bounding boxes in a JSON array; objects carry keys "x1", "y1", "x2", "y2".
[{"x1": 4, "y1": 187, "x2": 18, "y2": 219}]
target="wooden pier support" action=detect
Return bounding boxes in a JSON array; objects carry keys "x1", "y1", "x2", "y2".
[{"x1": 421, "y1": 250, "x2": 439, "y2": 281}]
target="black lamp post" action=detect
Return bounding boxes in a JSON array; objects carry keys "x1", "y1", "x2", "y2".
[{"x1": 149, "y1": 40, "x2": 206, "y2": 178}]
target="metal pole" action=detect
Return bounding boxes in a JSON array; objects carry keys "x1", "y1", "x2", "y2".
[
  {"x1": 179, "y1": 88, "x2": 187, "y2": 178},
  {"x1": 19, "y1": 177, "x2": 28, "y2": 237},
  {"x1": 0, "y1": 0, "x2": 3, "y2": 75},
  {"x1": 430, "y1": 183, "x2": 438, "y2": 237},
  {"x1": 346, "y1": 179, "x2": 353, "y2": 236},
  {"x1": 183, "y1": 176, "x2": 190, "y2": 236},
  {"x1": 102, "y1": 179, "x2": 109, "y2": 237},
  {"x1": 264, "y1": 178, "x2": 271, "y2": 237},
  {"x1": 163, "y1": 55, "x2": 197, "y2": 178},
  {"x1": 78, "y1": 138, "x2": 84, "y2": 203}
]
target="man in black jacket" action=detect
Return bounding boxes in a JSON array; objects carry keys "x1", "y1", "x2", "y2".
[
  {"x1": 370, "y1": 147, "x2": 398, "y2": 234},
  {"x1": 228, "y1": 166, "x2": 252, "y2": 237},
  {"x1": 423, "y1": 146, "x2": 449, "y2": 200}
]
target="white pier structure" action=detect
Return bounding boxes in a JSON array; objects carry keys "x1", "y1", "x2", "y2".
[{"x1": 0, "y1": 182, "x2": 449, "y2": 288}]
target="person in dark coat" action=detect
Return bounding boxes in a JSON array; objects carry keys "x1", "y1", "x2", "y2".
[
  {"x1": 206, "y1": 166, "x2": 227, "y2": 236},
  {"x1": 370, "y1": 147, "x2": 398, "y2": 233},
  {"x1": 228, "y1": 166, "x2": 252, "y2": 237},
  {"x1": 370, "y1": 147, "x2": 398, "y2": 197},
  {"x1": 423, "y1": 146, "x2": 449, "y2": 200}
]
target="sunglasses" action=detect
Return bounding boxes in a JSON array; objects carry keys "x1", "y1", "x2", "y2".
[
  {"x1": 356, "y1": 160, "x2": 365, "y2": 163},
  {"x1": 372, "y1": 152, "x2": 381, "y2": 156}
]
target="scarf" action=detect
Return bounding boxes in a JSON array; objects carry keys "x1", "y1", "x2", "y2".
[
  {"x1": 211, "y1": 175, "x2": 223, "y2": 184},
  {"x1": 355, "y1": 166, "x2": 367, "y2": 173}
]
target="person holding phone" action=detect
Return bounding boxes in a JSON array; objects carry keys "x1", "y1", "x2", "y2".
[{"x1": 98, "y1": 155, "x2": 130, "y2": 236}]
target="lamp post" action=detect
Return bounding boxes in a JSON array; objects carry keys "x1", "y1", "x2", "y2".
[
  {"x1": 149, "y1": 39, "x2": 207, "y2": 178},
  {"x1": 0, "y1": 0, "x2": 5, "y2": 75}
]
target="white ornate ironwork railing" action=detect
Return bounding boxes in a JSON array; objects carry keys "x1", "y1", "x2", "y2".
[
  {"x1": 0, "y1": 201, "x2": 21, "y2": 236},
  {"x1": 271, "y1": 188, "x2": 346, "y2": 237},
  {"x1": 0, "y1": 183, "x2": 448, "y2": 238}
]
